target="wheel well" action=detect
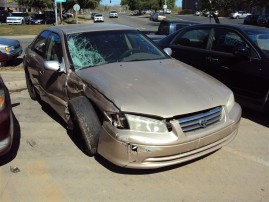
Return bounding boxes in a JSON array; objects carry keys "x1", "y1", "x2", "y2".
[
  {"x1": 67, "y1": 96, "x2": 104, "y2": 128},
  {"x1": 263, "y1": 91, "x2": 269, "y2": 114}
]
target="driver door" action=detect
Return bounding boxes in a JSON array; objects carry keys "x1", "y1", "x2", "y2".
[{"x1": 38, "y1": 32, "x2": 69, "y2": 118}]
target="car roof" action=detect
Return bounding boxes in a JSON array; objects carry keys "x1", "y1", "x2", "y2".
[
  {"x1": 179, "y1": 23, "x2": 269, "y2": 31},
  {"x1": 46, "y1": 24, "x2": 137, "y2": 35},
  {"x1": 161, "y1": 19, "x2": 200, "y2": 24}
]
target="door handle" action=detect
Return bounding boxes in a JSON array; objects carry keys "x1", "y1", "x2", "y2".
[{"x1": 206, "y1": 56, "x2": 219, "y2": 62}]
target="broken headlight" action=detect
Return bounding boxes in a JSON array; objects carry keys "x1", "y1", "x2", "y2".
[
  {"x1": 106, "y1": 112, "x2": 169, "y2": 133},
  {"x1": 126, "y1": 114, "x2": 168, "y2": 133}
]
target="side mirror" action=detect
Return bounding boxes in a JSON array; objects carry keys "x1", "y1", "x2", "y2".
[
  {"x1": 163, "y1": 48, "x2": 172, "y2": 56},
  {"x1": 233, "y1": 47, "x2": 250, "y2": 59},
  {"x1": 44, "y1": 58, "x2": 66, "y2": 73}
]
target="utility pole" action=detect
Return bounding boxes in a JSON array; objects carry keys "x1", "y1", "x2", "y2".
[{"x1": 54, "y1": 0, "x2": 58, "y2": 25}]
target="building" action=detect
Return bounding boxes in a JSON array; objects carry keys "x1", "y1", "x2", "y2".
[
  {"x1": 0, "y1": 0, "x2": 31, "y2": 12},
  {"x1": 182, "y1": 0, "x2": 200, "y2": 11}
]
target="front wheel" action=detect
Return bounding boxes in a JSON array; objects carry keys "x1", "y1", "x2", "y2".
[{"x1": 69, "y1": 96, "x2": 101, "y2": 156}]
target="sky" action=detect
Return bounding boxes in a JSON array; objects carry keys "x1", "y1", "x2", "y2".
[{"x1": 101, "y1": 0, "x2": 182, "y2": 7}]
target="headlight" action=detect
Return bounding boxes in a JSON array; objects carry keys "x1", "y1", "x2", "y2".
[
  {"x1": 5, "y1": 46, "x2": 15, "y2": 52},
  {"x1": 106, "y1": 113, "x2": 169, "y2": 133},
  {"x1": 126, "y1": 114, "x2": 168, "y2": 133},
  {"x1": 0, "y1": 89, "x2": 6, "y2": 111},
  {"x1": 226, "y1": 92, "x2": 235, "y2": 112}
]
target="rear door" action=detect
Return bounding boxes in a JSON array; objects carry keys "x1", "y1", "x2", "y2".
[{"x1": 169, "y1": 27, "x2": 212, "y2": 70}]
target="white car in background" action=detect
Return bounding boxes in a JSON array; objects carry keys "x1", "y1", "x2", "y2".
[
  {"x1": 109, "y1": 10, "x2": 118, "y2": 18},
  {"x1": 166, "y1": 9, "x2": 171, "y2": 14},
  {"x1": 230, "y1": 11, "x2": 252, "y2": 19},
  {"x1": 151, "y1": 12, "x2": 166, "y2": 22},
  {"x1": 93, "y1": 14, "x2": 104, "y2": 23},
  {"x1": 6, "y1": 12, "x2": 30, "y2": 24}
]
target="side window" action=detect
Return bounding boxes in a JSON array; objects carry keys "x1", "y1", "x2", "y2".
[
  {"x1": 32, "y1": 30, "x2": 50, "y2": 58},
  {"x1": 175, "y1": 24, "x2": 188, "y2": 32},
  {"x1": 212, "y1": 28, "x2": 251, "y2": 54},
  {"x1": 46, "y1": 33, "x2": 63, "y2": 63},
  {"x1": 173, "y1": 28, "x2": 211, "y2": 49}
]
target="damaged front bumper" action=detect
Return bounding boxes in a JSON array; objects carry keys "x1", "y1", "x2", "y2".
[{"x1": 97, "y1": 103, "x2": 241, "y2": 169}]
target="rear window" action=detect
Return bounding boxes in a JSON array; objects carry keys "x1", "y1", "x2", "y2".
[{"x1": 244, "y1": 28, "x2": 269, "y2": 57}]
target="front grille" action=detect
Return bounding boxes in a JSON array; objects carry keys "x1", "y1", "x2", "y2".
[{"x1": 178, "y1": 106, "x2": 223, "y2": 133}]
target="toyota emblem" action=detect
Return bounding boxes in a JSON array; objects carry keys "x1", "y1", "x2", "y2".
[{"x1": 199, "y1": 119, "x2": 208, "y2": 128}]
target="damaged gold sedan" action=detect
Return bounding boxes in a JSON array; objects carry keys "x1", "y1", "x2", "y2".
[{"x1": 23, "y1": 24, "x2": 241, "y2": 169}]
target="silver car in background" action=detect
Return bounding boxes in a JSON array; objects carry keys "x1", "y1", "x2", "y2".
[
  {"x1": 0, "y1": 38, "x2": 22, "y2": 67},
  {"x1": 23, "y1": 24, "x2": 241, "y2": 169}
]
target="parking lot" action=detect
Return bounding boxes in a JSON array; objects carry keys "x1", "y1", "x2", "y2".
[{"x1": 0, "y1": 69, "x2": 268, "y2": 201}]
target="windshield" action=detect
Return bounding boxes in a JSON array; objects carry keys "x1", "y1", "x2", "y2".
[
  {"x1": 244, "y1": 28, "x2": 269, "y2": 57},
  {"x1": 66, "y1": 30, "x2": 168, "y2": 71}
]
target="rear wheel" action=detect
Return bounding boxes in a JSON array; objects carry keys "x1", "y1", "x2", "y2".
[
  {"x1": 0, "y1": 61, "x2": 6, "y2": 67},
  {"x1": 69, "y1": 96, "x2": 101, "y2": 156}
]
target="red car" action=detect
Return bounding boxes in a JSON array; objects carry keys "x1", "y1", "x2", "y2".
[
  {"x1": 0, "y1": 52, "x2": 8, "y2": 67},
  {"x1": 0, "y1": 74, "x2": 13, "y2": 156}
]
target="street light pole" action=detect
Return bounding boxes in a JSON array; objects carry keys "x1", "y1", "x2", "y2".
[
  {"x1": 209, "y1": 0, "x2": 212, "y2": 23},
  {"x1": 54, "y1": 0, "x2": 58, "y2": 25}
]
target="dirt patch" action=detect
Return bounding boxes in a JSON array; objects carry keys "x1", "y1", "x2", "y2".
[{"x1": 0, "y1": 66, "x2": 23, "y2": 71}]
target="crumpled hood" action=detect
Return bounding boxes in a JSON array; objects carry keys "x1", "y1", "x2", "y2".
[{"x1": 77, "y1": 59, "x2": 232, "y2": 117}]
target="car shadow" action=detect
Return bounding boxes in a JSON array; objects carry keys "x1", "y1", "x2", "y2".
[
  {"x1": 38, "y1": 100, "x2": 89, "y2": 155},
  {"x1": 0, "y1": 110, "x2": 21, "y2": 166},
  {"x1": 6, "y1": 58, "x2": 23, "y2": 67},
  {"x1": 241, "y1": 107, "x2": 269, "y2": 128}
]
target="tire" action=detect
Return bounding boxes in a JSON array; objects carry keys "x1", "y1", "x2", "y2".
[
  {"x1": 25, "y1": 70, "x2": 38, "y2": 100},
  {"x1": 0, "y1": 61, "x2": 6, "y2": 67},
  {"x1": 236, "y1": 16, "x2": 239, "y2": 19},
  {"x1": 69, "y1": 96, "x2": 101, "y2": 156}
]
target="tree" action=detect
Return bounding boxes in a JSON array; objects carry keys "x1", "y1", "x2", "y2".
[
  {"x1": 121, "y1": 0, "x2": 176, "y2": 11},
  {"x1": 15, "y1": 0, "x2": 102, "y2": 11},
  {"x1": 199, "y1": 0, "x2": 268, "y2": 12},
  {"x1": 16, "y1": 0, "x2": 54, "y2": 11}
]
